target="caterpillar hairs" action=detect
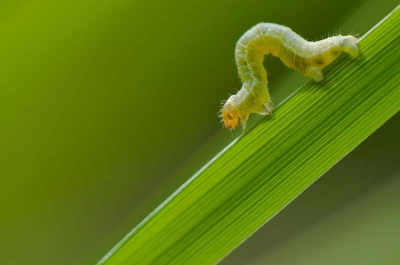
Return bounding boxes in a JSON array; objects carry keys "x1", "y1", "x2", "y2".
[{"x1": 220, "y1": 23, "x2": 359, "y2": 130}]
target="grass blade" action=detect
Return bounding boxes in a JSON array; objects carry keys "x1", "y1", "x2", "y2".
[{"x1": 98, "y1": 6, "x2": 400, "y2": 265}]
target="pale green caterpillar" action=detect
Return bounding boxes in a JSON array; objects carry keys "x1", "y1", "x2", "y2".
[{"x1": 220, "y1": 23, "x2": 359, "y2": 130}]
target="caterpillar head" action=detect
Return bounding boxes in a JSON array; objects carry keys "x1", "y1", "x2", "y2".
[{"x1": 221, "y1": 95, "x2": 239, "y2": 130}]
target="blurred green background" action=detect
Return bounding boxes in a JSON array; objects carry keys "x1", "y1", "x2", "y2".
[{"x1": 0, "y1": 0, "x2": 398, "y2": 264}]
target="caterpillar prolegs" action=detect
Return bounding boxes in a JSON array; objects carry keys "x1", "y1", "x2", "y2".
[{"x1": 220, "y1": 23, "x2": 359, "y2": 130}]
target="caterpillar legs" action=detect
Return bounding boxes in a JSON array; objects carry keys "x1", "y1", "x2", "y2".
[
  {"x1": 263, "y1": 99, "x2": 273, "y2": 115},
  {"x1": 306, "y1": 36, "x2": 358, "y2": 82},
  {"x1": 308, "y1": 67, "x2": 324, "y2": 82},
  {"x1": 340, "y1": 36, "x2": 359, "y2": 57}
]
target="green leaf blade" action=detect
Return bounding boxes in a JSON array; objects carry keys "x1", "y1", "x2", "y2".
[{"x1": 99, "y1": 6, "x2": 400, "y2": 265}]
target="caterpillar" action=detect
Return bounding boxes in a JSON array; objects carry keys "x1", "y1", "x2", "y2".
[{"x1": 220, "y1": 23, "x2": 359, "y2": 130}]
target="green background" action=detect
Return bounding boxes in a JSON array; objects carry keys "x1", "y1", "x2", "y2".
[{"x1": 0, "y1": 0, "x2": 398, "y2": 264}]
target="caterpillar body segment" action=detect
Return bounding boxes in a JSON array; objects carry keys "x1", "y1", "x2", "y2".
[{"x1": 221, "y1": 23, "x2": 359, "y2": 130}]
